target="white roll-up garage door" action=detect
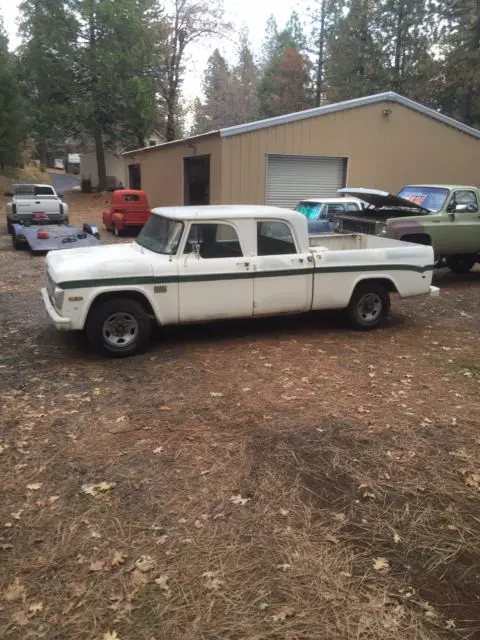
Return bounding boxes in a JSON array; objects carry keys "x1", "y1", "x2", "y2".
[{"x1": 265, "y1": 154, "x2": 347, "y2": 208}]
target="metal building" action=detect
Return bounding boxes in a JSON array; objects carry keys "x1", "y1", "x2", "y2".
[{"x1": 123, "y1": 92, "x2": 480, "y2": 209}]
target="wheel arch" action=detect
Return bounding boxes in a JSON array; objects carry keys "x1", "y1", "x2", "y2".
[
  {"x1": 351, "y1": 276, "x2": 398, "y2": 297},
  {"x1": 399, "y1": 232, "x2": 432, "y2": 246},
  {"x1": 84, "y1": 289, "x2": 157, "y2": 327}
]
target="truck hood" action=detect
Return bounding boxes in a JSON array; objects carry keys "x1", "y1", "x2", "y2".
[
  {"x1": 46, "y1": 242, "x2": 157, "y2": 285},
  {"x1": 338, "y1": 188, "x2": 430, "y2": 213}
]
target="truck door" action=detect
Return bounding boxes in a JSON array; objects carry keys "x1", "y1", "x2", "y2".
[
  {"x1": 177, "y1": 221, "x2": 254, "y2": 322},
  {"x1": 252, "y1": 220, "x2": 311, "y2": 316},
  {"x1": 446, "y1": 190, "x2": 480, "y2": 253}
]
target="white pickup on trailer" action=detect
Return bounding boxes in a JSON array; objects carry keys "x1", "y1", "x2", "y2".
[{"x1": 42, "y1": 205, "x2": 439, "y2": 357}]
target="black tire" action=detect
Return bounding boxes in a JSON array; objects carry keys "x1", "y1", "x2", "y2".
[
  {"x1": 347, "y1": 282, "x2": 390, "y2": 330},
  {"x1": 85, "y1": 298, "x2": 151, "y2": 358},
  {"x1": 12, "y1": 232, "x2": 25, "y2": 251},
  {"x1": 445, "y1": 254, "x2": 476, "y2": 274}
]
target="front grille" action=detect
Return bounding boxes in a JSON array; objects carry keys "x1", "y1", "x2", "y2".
[{"x1": 340, "y1": 217, "x2": 377, "y2": 235}]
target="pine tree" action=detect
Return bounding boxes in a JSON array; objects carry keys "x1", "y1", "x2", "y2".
[
  {"x1": 192, "y1": 49, "x2": 233, "y2": 133},
  {"x1": 0, "y1": 18, "x2": 24, "y2": 170},
  {"x1": 231, "y1": 27, "x2": 259, "y2": 124},
  {"x1": 73, "y1": 0, "x2": 157, "y2": 189},
  {"x1": 307, "y1": 0, "x2": 346, "y2": 105},
  {"x1": 326, "y1": 0, "x2": 387, "y2": 102},
  {"x1": 18, "y1": 0, "x2": 79, "y2": 165},
  {"x1": 258, "y1": 12, "x2": 312, "y2": 118},
  {"x1": 439, "y1": 0, "x2": 480, "y2": 126}
]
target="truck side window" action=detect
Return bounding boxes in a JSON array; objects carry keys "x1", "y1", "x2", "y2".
[
  {"x1": 186, "y1": 223, "x2": 243, "y2": 259},
  {"x1": 346, "y1": 203, "x2": 361, "y2": 211},
  {"x1": 453, "y1": 190, "x2": 478, "y2": 212},
  {"x1": 257, "y1": 221, "x2": 297, "y2": 255}
]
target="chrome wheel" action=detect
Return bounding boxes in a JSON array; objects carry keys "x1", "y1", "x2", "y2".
[
  {"x1": 356, "y1": 293, "x2": 382, "y2": 323},
  {"x1": 102, "y1": 312, "x2": 139, "y2": 348}
]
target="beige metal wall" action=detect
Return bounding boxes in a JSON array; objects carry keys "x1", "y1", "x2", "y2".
[
  {"x1": 124, "y1": 135, "x2": 222, "y2": 208},
  {"x1": 220, "y1": 102, "x2": 480, "y2": 203}
]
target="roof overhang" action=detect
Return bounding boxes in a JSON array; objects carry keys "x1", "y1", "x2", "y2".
[
  {"x1": 123, "y1": 131, "x2": 220, "y2": 156},
  {"x1": 219, "y1": 92, "x2": 480, "y2": 140}
]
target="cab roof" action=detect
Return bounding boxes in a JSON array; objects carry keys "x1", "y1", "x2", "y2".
[{"x1": 151, "y1": 204, "x2": 302, "y2": 222}]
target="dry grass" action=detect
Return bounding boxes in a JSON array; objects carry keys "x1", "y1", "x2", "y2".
[{"x1": 1, "y1": 192, "x2": 480, "y2": 639}]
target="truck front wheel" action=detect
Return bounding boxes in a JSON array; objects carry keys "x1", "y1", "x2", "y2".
[
  {"x1": 445, "y1": 254, "x2": 476, "y2": 274},
  {"x1": 85, "y1": 298, "x2": 151, "y2": 357},
  {"x1": 347, "y1": 283, "x2": 390, "y2": 330}
]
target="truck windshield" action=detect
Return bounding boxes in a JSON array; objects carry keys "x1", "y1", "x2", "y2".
[
  {"x1": 398, "y1": 186, "x2": 450, "y2": 212},
  {"x1": 295, "y1": 202, "x2": 326, "y2": 220},
  {"x1": 136, "y1": 215, "x2": 184, "y2": 255}
]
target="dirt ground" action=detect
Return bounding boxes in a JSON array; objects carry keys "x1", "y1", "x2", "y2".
[{"x1": 1, "y1": 188, "x2": 480, "y2": 640}]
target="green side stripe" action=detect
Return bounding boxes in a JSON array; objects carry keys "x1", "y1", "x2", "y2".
[{"x1": 58, "y1": 264, "x2": 433, "y2": 290}]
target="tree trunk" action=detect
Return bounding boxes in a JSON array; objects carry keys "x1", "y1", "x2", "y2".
[
  {"x1": 315, "y1": 0, "x2": 327, "y2": 107},
  {"x1": 38, "y1": 140, "x2": 48, "y2": 167},
  {"x1": 165, "y1": 97, "x2": 176, "y2": 142},
  {"x1": 94, "y1": 127, "x2": 107, "y2": 191}
]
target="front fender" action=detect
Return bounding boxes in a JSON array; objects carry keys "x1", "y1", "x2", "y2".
[
  {"x1": 62, "y1": 286, "x2": 161, "y2": 330},
  {"x1": 112, "y1": 213, "x2": 126, "y2": 230},
  {"x1": 387, "y1": 220, "x2": 430, "y2": 242}
]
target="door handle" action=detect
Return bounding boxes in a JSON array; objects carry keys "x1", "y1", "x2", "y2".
[
  {"x1": 291, "y1": 257, "x2": 304, "y2": 264},
  {"x1": 237, "y1": 261, "x2": 250, "y2": 268}
]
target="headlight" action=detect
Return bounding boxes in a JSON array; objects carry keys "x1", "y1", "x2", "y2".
[
  {"x1": 54, "y1": 287, "x2": 64, "y2": 310},
  {"x1": 377, "y1": 223, "x2": 387, "y2": 235}
]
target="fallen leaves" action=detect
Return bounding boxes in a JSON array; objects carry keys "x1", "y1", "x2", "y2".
[
  {"x1": 26, "y1": 482, "x2": 42, "y2": 491},
  {"x1": 0, "y1": 442, "x2": 9, "y2": 453},
  {"x1": 393, "y1": 531, "x2": 401, "y2": 544},
  {"x1": 89, "y1": 560, "x2": 105, "y2": 572},
  {"x1": 210, "y1": 392, "x2": 224, "y2": 397},
  {"x1": 11, "y1": 610, "x2": 29, "y2": 627},
  {"x1": 271, "y1": 606, "x2": 295, "y2": 622},
  {"x1": 111, "y1": 551, "x2": 127, "y2": 567},
  {"x1": 229, "y1": 494, "x2": 250, "y2": 506},
  {"x1": 135, "y1": 555, "x2": 155, "y2": 572},
  {"x1": 465, "y1": 473, "x2": 480, "y2": 491},
  {"x1": 81, "y1": 482, "x2": 116, "y2": 497},
  {"x1": 203, "y1": 571, "x2": 224, "y2": 591},
  {"x1": 373, "y1": 557, "x2": 390, "y2": 574},
  {"x1": 102, "y1": 632, "x2": 120, "y2": 640},
  {"x1": 28, "y1": 601, "x2": 43, "y2": 615},
  {"x1": 4, "y1": 578, "x2": 25, "y2": 602},
  {"x1": 155, "y1": 574, "x2": 171, "y2": 597}
]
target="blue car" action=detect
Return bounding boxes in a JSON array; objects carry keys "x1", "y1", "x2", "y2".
[{"x1": 295, "y1": 198, "x2": 364, "y2": 234}]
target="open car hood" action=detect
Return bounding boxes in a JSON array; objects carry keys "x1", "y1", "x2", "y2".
[{"x1": 338, "y1": 188, "x2": 430, "y2": 213}]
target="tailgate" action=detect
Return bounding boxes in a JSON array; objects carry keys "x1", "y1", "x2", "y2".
[{"x1": 16, "y1": 199, "x2": 61, "y2": 215}]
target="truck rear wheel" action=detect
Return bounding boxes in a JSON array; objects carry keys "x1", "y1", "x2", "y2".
[
  {"x1": 347, "y1": 282, "x2": 390, "y2": 330},
  {"x1": 85, "y1": 298, "x2": 151, "y2": 357},
  {"x1": 445, "y1": 254, "x2": 476, "y2": 274}
]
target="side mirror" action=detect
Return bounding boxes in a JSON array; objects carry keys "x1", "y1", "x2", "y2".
[
  {"x1": 193, "y1": 242, "x2": 201, "y2": 259},
  {"x1": 448, "y1": 212, "x2": 455, "y2": 221}
]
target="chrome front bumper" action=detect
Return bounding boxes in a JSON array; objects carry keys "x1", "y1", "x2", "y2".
[
  {"x1": 429, "y1": 286, "x2": 440, "y2": 297},
  {"x1": 41, "y1": 288, "x2": 71, "y2": 330}
]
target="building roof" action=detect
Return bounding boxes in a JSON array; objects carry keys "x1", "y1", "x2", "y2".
[
  {"x1": 124, "y1": 92, "x2": 480, "y2": 157},
  {"x1": 151, "y1": 204, "x2": 300, "y2": 221}
]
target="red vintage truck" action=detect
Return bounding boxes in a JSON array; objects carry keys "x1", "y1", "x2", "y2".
[{"x1": 102, "y1": 189, "x2": 150, "y2": 236}]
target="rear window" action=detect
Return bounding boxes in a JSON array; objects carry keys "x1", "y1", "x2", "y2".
[
  {"x1": 122, "y1": 194, "x2": 140, "y2": 202},
  {"x1": 34, "y1": 186, "x2": 55, "y2": 196},
  {"x1": 295, "y1": 201, "x2": 326, "y2": 220},
  {"x1": 398, "y1": 186, "x2": 449, "y2": 212}
]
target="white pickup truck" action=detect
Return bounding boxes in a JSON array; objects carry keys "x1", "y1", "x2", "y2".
[
  {"x1": 42, "y1": 205, "x2": 439, "y2": 357},
  {"x1": 5, "y1": 183, "x2": 69, "y2": 233}
]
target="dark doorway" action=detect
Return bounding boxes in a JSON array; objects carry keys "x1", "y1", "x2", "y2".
[
  {"x1": 183, "y1": 155, "x2": 210, "y2": 205},
  {"x1": 129, "y1": 163, "x2": 141, "y2": 190}
]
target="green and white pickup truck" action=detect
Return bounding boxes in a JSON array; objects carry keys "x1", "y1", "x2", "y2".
[{"x1": 336, "y1": 185, "x2": 480, "y2": 273}]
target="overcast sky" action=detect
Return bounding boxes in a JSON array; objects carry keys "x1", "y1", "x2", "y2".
[{"x1": 0, "y1": 0, "x2": 302, "y2": 102}]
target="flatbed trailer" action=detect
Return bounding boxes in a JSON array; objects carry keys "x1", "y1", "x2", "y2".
[{"x1": 11, "y1": 222, "x2": 100, "y2": 254}]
